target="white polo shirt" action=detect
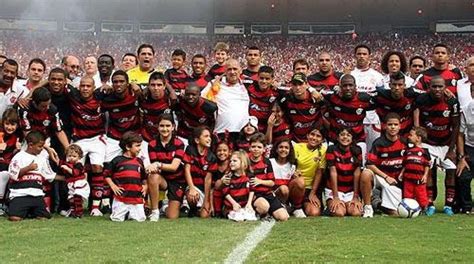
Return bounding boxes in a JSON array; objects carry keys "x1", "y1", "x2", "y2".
[
  {"x1": 0, "y1": 80, "x2": 29, "y2": 116},
  {"x1": 457, "y1": 77, "x2": 473, "y2": 109}
]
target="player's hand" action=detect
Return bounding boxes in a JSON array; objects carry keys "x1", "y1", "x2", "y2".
[
  {"x1": 456, "y1": 157, "x2": 470, "y2": 177},
  {"x1": 311, "y1": 90, "x2": 323, "y2": 102},
  {"x1": 141, "y1": 184, "x2": 148, "y2": 196},
  {"x1": 421, "y1": 174, "x2": 428, "y2": 184},
  {"x1": 329, "y1": 197, "x2": 343, "y2": 213},
  {"x1": 249, "y1": 177, "x2": 262, "y2": 187},
  {"x1": 308, "y1": 192, "x2": 321, "y2": 207},
  {"x1": 188, "y1": 187, "x2": 199, "y2": 203},
  {"x1": 267, "y1": 113, "x2": 276, "y2": 127},
  {"x1": 398, "y1": 174, "x2": 403, "y2": 182},
  {"x1": 111, "y1": 184, "x2": 124, "y2": 196},
  {"x1": 17, "y1": 98, "x2": 31, "y2": 109},
  {"x1": 293, "y1": 170, "x2": 302, "y2": 179},
  {"x1": 222, "y1": 173, "x2": 231, "y2": 185},
  {"x1": 385, "y1": 176, "x2": 398, "y2": 185},
  {"x1": 146, "y1": 163, "x2": 159, "y2": 174},
  {"x1": 28, "y1": 161, "x2": 38, "y2": 171},
  {"x1": 349, "y1": 198, "x2": 362, "y2": 212},
  {"x1": 445, "y1": 149, "x2": 456, "y2": 163},
  {"x1": 232, "y1": 203, "x2": 242, "y2": 211},
  {"x1": 0, "y1": 142, "x2": 6, "y2": 151},
  {"x1": 245, "y1": 202, "x2": 253, "y2": 210},
  {"x1": 100, "y1": 84, "x2": 113, "y2": 94}
]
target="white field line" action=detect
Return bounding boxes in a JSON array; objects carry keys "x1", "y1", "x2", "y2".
[{"x1": 224, "y1": 220, "x2": 276, "y2": 264}]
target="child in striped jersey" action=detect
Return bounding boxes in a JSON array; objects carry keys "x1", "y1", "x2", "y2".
[{"x1": 223, "y1": 150, "x2": 256, "y2": 221}]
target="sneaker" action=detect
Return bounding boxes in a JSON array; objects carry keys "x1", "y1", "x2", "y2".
[
  {"x1": 292, "y1": 209, "x2": 307, "y2": 218},
  {"x1": 149, "y1": 210, "x2": 160, "y2": 222},
  {"x1": 59, "y1": 210, "x2": 70, "y2": 217},
  {"x1": 90, "y1": 208, "x2": 103, "y2": 217},
  {"x1": 0, "y1": 206, "x2": 5, "y2": 216},
  {"x1": 228, "y1": 210, "x2": 245, "y2": 222},
  {"x1": 425, "y1": 205, "x2": 436, "y2": 216},
  {"x1": 101, "y1": 205, "x2": 112, "y2": 215},
  {"x1": 362, "y1": 205, "x2": 374, "y2": 218},
  {"x1": 443, "y1": 206, "x2": 454, "y2": 216}
]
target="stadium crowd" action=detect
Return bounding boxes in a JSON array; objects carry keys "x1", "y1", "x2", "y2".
[{"x1": 0, "y1": 31, "x2": 473, "y2": 222}]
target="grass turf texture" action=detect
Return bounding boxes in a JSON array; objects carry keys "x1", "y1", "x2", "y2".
[{"x1": 1, "y1": 175, "x2": 473, "y2": 263}]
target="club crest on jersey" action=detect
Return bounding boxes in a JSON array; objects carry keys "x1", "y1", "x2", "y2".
[
  {"x1": 418, "y1": 151, "x2": 423, "y2": 156},
  {"x1": 43, "y1": 120, "x2": 51, "y2": 126},
  {"x1": 451, "y1": 79, "x2": 457, "y2": 86},
  {"x1": 285, "y1": 129, "x2": 290, "y2": 135},
  {"x1": 203, "y1": 165, "x2": 208, "y2": 170},
  {"x1": 400, "y1": 150, "x2": 405, "y2": 156},
  {"x1": 443, "y1": 110, "x2": 450, "y2": 117},
  {"x1": 199, "y1": 117, "x2": 207, "y2": 123},
  {"x1": 134, "y1": 101, "x2": 139, "y2": 106},
  {"x1": 381, "y1": 153, "x2": 388, "y2": 158},
  {"x1": 164, "y1": 109, "x2": 171, "y2": 114},
  {"x1": 334, "y1": 106, "x2": 341, "y2": 111},
  {"x1": 309, "y1": 108, "x2": 316, "y2": 115},
  {"x1": 356, "y1": 108, "x2": 363, "y2": 115},
  {"x1": 269, "y1": 96, "x2": 276, "y2": 103},
  {"x1": 405, "y1": 104, "x2": 411, "y2": 110}
]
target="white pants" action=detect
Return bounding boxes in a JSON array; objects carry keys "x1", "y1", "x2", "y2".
[
  {"x1": 74, "y1": 135, "x2": 106, "y2": 166},
  {"x1": 324, "y1": 188, "x2": 355, "y2": 203},
  {"x1": 110, "y1": 200, "x2": 146, "y2": 222},
  {"x1": 105, "y1": 137, "x2": 122, "y2": 163},
  {"x1": 367, "y1": 170, "x2": 401, "y2": 211},
  {"x1": 422, "y1": 143, "x2": 456, "y2": 169},
  {"x1": 67, "y1": 179, "x2": 90, "y2": 200},
  {"x1": 0, "y1": 171, "x2": 8, "y2": 198}
]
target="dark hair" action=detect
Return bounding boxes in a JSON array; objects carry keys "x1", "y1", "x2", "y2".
[
  {"x1": 149, "y1": 71, "x2": 165, "y2": 83},
  {"x1": 98, "y1": 54, "x2": 115, "y2": 65},
  {"x1": 137, "y1": 43, "x2": 155, "y2": 55},
  {"x1": 293, "y1": 59, "x2": 309, "y2": 70},
  {"x1": 172, "y1": 49, "x2": 186, "y2": 60},
  {"x1": 354, "y1": 44, "x2": 371, "y2": 55},
  {"x1": 409, "y1": 55, "x2": 426, "y2": 67},
  {"x1": 270, "y1": 138, "x2": 295, "y2": 164},
  {"x1": 258, "y1": 65, "x2": 274, "y2": 77},
  {"x1": 335, "y1": 127, "x2": 361, "y2": 165},
  {"x1": 340, "y1": 73, "x2": 356, "y2": 83},
  {"x1": 26, "y1": 130, "x2": 46, "y2": 144},
  {"x1": 119, "y1": 131, "x2": 143, "y2": 151},
  {"x1": 32, "y1": 87, "x2": 51, "y2": 104},
  {"x1": 192, "y1": 126, "x2": 211, "y2": 146},
  {"x1": 434, "y1": 43, "x2": 450, "y2": 54},
  {"x1": 249, "y1": 132, "x2": 266, "y2": 145},
  {"x1": 0, "y1": 55, "x2": 7, "y2": 60},
  {"x1": 192, "y1": 54, "x2": 206, "y2": 63},
  {"x1": 389, "y1": 71, "x2": 405, "y2": 83},
  {"x1": 385, "y1": 112, "x2": 401, "y2": 122},
  {"x1": 3, "y1": 59, "x2": 19, "y2": 72},
  {"x1": 411, "y1": 126, "x2": 428, "y2": 141},
  {"x1": 122, "y1": 53, "x2": 137, "y2": 63},
  {"x1": 49, "y1": 67, "x2": 66, "y2": 78},
  {"x1": 381, "y1": 51, "x2": 407, "y2": 74},
  {"x1": 28, "y1": 58, "x2": 46, "y2": 71},
  {"x1": 66, "y1": 144, "x2": 84, "y2": 158},
  {"x1": 112, "y1": 70, "x2": 129, "y2": 83},
  {"x1": 2, "y1": 108, "x2": 19, "y2": 125},
  {"x1": 157, "y1": 113, "x2": 175, "y2": 126}
]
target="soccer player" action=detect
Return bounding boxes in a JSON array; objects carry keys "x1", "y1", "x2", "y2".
[
  {"x1": 308, "y1": 52, "x2": 343, "y2": 91},
  {"x1": 265, "y1": 103, "x2": 291, "y2": 145},
  {"x1": 147, "y1": 114, "x2": 186, "y2": 220},
  {"x1": 360, "y1": 113, "x2": 406, "y2": 218},
  {"x1": 15, "y1": 58, "x2": 46, "y2": 91},
  {"x1": 164, "y1": 49, "x2": 189, "y2": 94},
  {"x1": 248, "y1": 66, "x2": 279, "y2": 133},
  {"x1": 105, "y1": 132, "x2": 147, "y2": 222},
  {"x1": 187, "y1": 54, "x2": 211, "y2": 90},
  {"x1": 127, "y1": 43, "x2": 156, "y2": 89},
  {"x1": 120, "y1": 53, "x2": 138, "y2": 72},
  {"x1": 414, "y1": 76, "x2": 460, "y2": 216},
  {"x1": 408, "y1": 55, "x2": 426, "y2": 80},
  {"x1": 380, "y1": 50, "x2": 414, "y2": 88},
  {"x1": 350, "y1": 44, "x2": 384, "y2": 151},
  {"x1": 249, "y1": 133, "x2": 288, "y2": 221},
  {"x1": 242, "y1": 46, "x2": 262, "y2": 88},
  {"x1": 7, "y1": 131, "x2": 62, "y2": 221},
  {"x1": 415, "y1": 44, "x2": 463, "y2": 95},
  {"x1": 207, "y1": 42, "x2": 229, "y2": 80},
  {"x1": 0, "y1": 59, "x2": 28, "y2": 116},
  {"x1": 279, "y1": 73, "x2": 323, "y2": 143}
]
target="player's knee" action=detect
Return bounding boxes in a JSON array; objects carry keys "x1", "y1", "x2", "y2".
[
  {"x1": 360, "y1": 170, "x2": 373, "y2": 184},
  {"x1": 305, "y1": 204, "x2": 321, "y2": 217},
  {"x1": 8, "y1": 216, "x2": 22, "y2": 222},
  {"x1": 254, "y1": 199, "x2": 269, "y2": 215},
  {"x1": 273, "y1": 209, "x2": 289, "y2": 221},
  {"x1": 277, "y1": 185, "x2": 290, "y2": 201}
]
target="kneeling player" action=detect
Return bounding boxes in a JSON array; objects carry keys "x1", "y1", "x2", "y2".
[{"x1": 105, "y1": 132, "x2": 147, "y2": 222}]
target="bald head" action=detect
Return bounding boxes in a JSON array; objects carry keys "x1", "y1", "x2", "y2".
[
  {"x1": 62, "y1": 55, "x2": 80, "y2": 79},
  {"x1": 225, "y1": 59, "x2": 242, "y2": 85}
]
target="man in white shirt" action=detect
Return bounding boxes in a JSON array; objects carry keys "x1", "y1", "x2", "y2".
[
  {"x1": 201, "y1": 58, "x2": 249, "y2": 143},
  {"x1": 456, "y1": 56, "x2": 474, "y2": 109},
  {"x1": 351, "y1": 44, "x2": 384, "y2": 151},
  {"x1": 0, "y1": 59, "x2": 29, "y2": 116}
]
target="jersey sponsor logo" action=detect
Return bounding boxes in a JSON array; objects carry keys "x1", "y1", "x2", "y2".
[
  {"x1": 356, "y1": 108, "x2": 363, "y2": 115},
  {"x1": 336, "y1": 119, "x2": 358, "y2": 127},
  {"x1": 82, "y1": 114, "x2": 101, "y2": 121},
  {"x1": 118, "y1": 116, "x2": 136, "y2": 123},
  {"x1": 112, "y1": 108, "x2": 120, "y2": 113},
  {"x1": 334, "y1": 106, "x2": 341, "y2": 111},
  {"x1": 380, "y1": 159, "x2": 403, "y2": 166},
  {"x1": 294, "y1": 121, "x2": 315, "y2": 128},
  {"x1": 290, "y1": 110, "x2": 297, "y2": 114}
]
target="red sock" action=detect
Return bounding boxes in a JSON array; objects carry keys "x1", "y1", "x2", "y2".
[
  {"x1": 445, "y1": 185, "x2": 455, "y2": 207},
  {"x1": 213, "y1": 189, "x2": 223, "y2": 216},
  {"x1": 74, "y1": 195, "x2": 84, "y2": 217}
]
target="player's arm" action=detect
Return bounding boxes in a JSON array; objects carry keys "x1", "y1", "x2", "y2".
[
  {"x1": 328, "y1": 166, "x2": 339, "y2": 200},
  {"x1": 446, "y1": 108, "x2": 460, "y2": 162},
  {"x1": 246, "y1": 191, "x2": 255, "y2": 209},
  {"x1": 413, "y1": 108, "x2": 420, "y2": 127},
  {"x1": 307, "y1": 168, "x2": 323, "y2": 207},
  {"x1": 56, "y1": 130, "x2": 70, "y2": 151},
  {"x1": 203, "y1": 172, "x2": 212, "y2": 209},
  {"x1": 366, "y1": 164, "x2": 396, "y2": 185},
  {"x1": 225, "y1": 194, "x2": 241, "y2": 211},
  {"x1": 456, "y1": 116, "x2": 470, "y2": 176}
]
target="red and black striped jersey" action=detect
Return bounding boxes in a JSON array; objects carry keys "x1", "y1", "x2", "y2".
[
  {"x1": 140, "y1": 92, "x2": 172, "y2": 142},
  {"x1": 415, "y1": 93, "x2": 460, "y2": 146},
  {"x1": 165, "y1": 68, "x2": 189, "y2": 92},
  {"x1": 367, "y1": 135, "x2": 407, "y2": 179},
  {"x1": 403, "y1": 146, "x2": 430, "y2": 180},
  {"x1": 235, "y1": 138, "x2": 250, "y2": 152},
  {"x1": 248, "y1": 83, "x2": 279, "y2": 133},
  {"x1": 279, "y1": 92, "x2": 324, "y2": 143},
  {"x1": 19, "y1": 102, "x2": 63, "y2": 138},
  {"x1": 175, "y1": 97, "x2": 217, "y2": 139},
  {"x1": 270, "y1": 120, "x2": 292, "y2": 144},
  {"x1": 249, "y1": 157, "x2": 274, "y2": 196},
  {"x1": 0, "y1": 131, "x2": 21, "y2": 169},
  {"x1": 104, "y1": 155, "x2": 146, "y2": 204},
  {"x1": 59, "y1": 161, "x2": 86, "y2": 183},
  {"x1": 307, "y1": 71, "x2": 343, "y2": 91},
  {"x1": 187, "y1": 73, "x2": 212, "y2": 91},
  {"x1": 323, "y1": 91, "x2": 374, "y2": 143},
  {"x1": 101, "y1": 89, "x2": 140, "y2": 140},
  {"x1": 415, "y1": 67, "x2": 463, "y2": 95},
  {"x1": 223, "y1": 173, "x2": 250, "y2": 208},
  {"x1": 326, "y1": 144, "x2": 362, "y2": 193},
  {"x1": 241, "y1": 69, "x2": 259, "y2": 88},
  {"x1": 373, "y1": 87, "x2": 419, "y2": 138},
  {"x1": 148, "y1": 136, "x2": 185, "y2": 183},
  {"x1": 207, "y1": 64, "x2": 225, "y2": 80},
  {"x1": 67, "y1": 87, "x2": 105, "y2": 141},
  {"x1": 183, "y1": 145, "x2": 218, "y2": 190}
]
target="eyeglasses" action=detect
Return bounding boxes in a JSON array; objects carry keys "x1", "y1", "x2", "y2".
[
  {"x1": 70, "y1": 65, "x2": 80, "y2": 69},
  {"x1": 411, "y1": 65, "x2": 424, "y2": 68}
]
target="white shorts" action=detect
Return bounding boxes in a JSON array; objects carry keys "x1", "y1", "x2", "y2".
[
  {"x1": 105, "y1": 137, "x2": 122, "y2": 163},
  {"x1": 138, "y1": 140, "x2": 150, "y2": 168},
  {"x1": 74, "y1": 135, "x2": 106, "y2": 166},
  {"x1": 110, "y1": 200, "x2": 146, "y2": 222},
  {"x1": 67, "y1": 179, "x2": 90, "y2": 200},
  {"x1": 185, "y1": 186, "x2": 205, "y2": 207},
  {"x1": 422, "y1": 143, "x2": 455, "y2": 170},
  {"x1": 324, "y1": 188, "x2": 354, "y2": 203},
  {"x1": 366, "y1": 169, "x2": 401, "y2": 211},
  {"x1": 0, "y1": 171, "x2": 9, "y2": 198}
]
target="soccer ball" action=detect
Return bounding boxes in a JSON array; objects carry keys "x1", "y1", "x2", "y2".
[{"x1": 397, "y1": 198, "x2": 421, "y2": 218}]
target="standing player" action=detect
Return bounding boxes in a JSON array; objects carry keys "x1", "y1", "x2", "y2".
[
  {"x1": 408, "y1": 55, "x2": 426, "y2": 81},
  {"x1": 308, "y1": 52, "x2": 343, "y2": 91},
  {"x1": 207, "y1": 42, "x2": 229, "y2": 80},
  {"x1": 164, "y1": 49, "x2": 189, "y2": 94},
  {"x1": 0, "y1": 59, "x2": 28, "y2": 117},
  {"x1": 15, "y1": 58, "x2": 46, "y2": 91},
  {"x1": 242, "y1": 46, "x2": 262, "y2": 88},
  {"x1": 187, "y1": 54, "x2": 211, "y2": 90},
  {"x1": 128, "y1": 44, "x2": 156, "y2": 89},
  {"x1": 380, "y1": 51, "x2": 414, "y2": 88},
  {"x1": 120, "y1": 53, "x2": 138, "y2": 72},
  {"x1": 414, "y1": 76, "x2": 460, "y2": 216}
]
